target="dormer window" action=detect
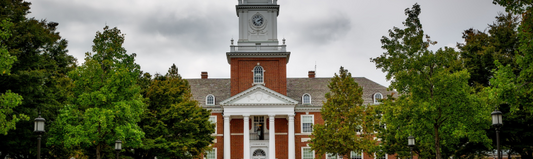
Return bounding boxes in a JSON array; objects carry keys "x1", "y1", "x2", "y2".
[
  {"x1": 253, "y1": 65, "x2": 264, "y2": 84},
  {"x1": 206, "y1": 94, "x2": 215, "y2": 105},
  {"x1": 374, "y1": 93, "x2": 383, "y2": 104},
  {"x1": 302, "y1": 93, "x2": 311, "y2": 105}
]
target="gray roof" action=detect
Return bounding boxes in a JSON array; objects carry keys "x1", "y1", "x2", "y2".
[{"x1": 187, "y1": 77, "x2": 394, "y2": 108}]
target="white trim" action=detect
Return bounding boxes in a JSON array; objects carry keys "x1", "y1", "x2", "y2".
[
  {"x1": 206, "y1": 94, "x2": 215, "y2": 105},
  {"x1": 220, "y1": 85, "x2": 298, "y2": 105},
  {"x1": 209, "y1": 116, "x2": 217, "y2": 135},
  {"x1": 350, "y1": 151, "x2": 364, "y2": 159},
  {"x1": 301, "y1": 114, "x2": 314, "y2": 133},
  {"x1": 373, "y1": 93, "x2": 383, "y2": 104},
  {"x1": 253, "y1": 65, "x2": 265, "y2": 84},
  {"x1": 374, "y1": 153, "x2": 387, "y2": 159},
  {"x1": 302, "y1": 93, "x2": 311, "y2": 105},
  {"x1": 301, "y1": 147, "x2": 315, "y2": 159},
  {"x1": 205, "y1": 148, "x2": 217, "y2": 159}
]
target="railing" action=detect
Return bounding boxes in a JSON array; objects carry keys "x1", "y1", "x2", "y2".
[
  {"x1": 250, "y1": 132, "x2": 270, "y2": 140},
  {"x1": 230, "y1": 45, "x2": 286, "y2": 52}
]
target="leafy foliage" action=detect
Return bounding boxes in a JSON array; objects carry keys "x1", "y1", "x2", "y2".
[
  {"x1": 47, "y1": 26, "x2": 145, "y2": 159},
  {"x1": 129, "y1": 64, "x2": 215, "y2": 159},
  {"x1": 0, "y1": 0, "x2": 76, "y2": 158},
  {"x1": 487, "y1": 1, "x2": 533, "y2": 158},
  {"x1": 371, "y1": 4, "x2": 491, "y2": 159},
  {"x1": 0, "y1": 19, "x2": 29, "y2": 135},
  {"x1": 310, "y1": 66, "x2": 379, "y2": 157}
]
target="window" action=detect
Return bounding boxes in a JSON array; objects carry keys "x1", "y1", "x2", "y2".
[
  {"x1": 301, "y1": 115, "x2": 314, "y2": 133},
  {"x1": 253, "y1": 65, "x2": 264, "y2": 84},
  {"x1": 351, "y1": 151, "x2": 362, "y2": 159},
  {"x1": 302, "y1": 147, "x2": 315, "y2": 159},
  {"x1": 327, "y1": 153, "x2": 341, "y2": 159},
  {"x1": 253, "y1": 116, "x2": 265, "y2": 140},
  {"x1": 253, "y1": 149, "x2": 266, "y2": 156},
  {"x1": 374, "y1": 93, "x2": 383, "y2": 104},
  {"x1": 206, "y1": 94, "x2": 215, "y2": 105},
  {"x1": 205, "y1": 148, "x2": 216, "y2": 159},
  {"x1": 209, "y1": 116, "x2": 217, "y2": 134},
  {"x1": 302, "y1": 94, "x2": 311, "y2": 105},
  {"x1": 375, "y1": 153, "x2": 386, "y2": 159}
]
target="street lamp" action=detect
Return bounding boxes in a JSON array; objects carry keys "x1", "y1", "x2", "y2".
[
  {"x1": 115, "y1": 140, "x2": 122, "y2": 159},
  {"x1": 408, "y1": 136, "x2": 415, "y2": 159},
  {"x1": 34, "y1": 112, "x2": 46, "y2": 159},
  {"x1": 492, "y1": 110, "x2": 503, "y2": 159}
]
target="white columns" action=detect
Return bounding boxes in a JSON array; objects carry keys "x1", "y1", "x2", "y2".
[
  {"x1": 224, "y1": 115, "x2": 231, "y2": 159},
  {"x1": 244, "y1": 115, "x2": 250, "y2": 159},
  {"x1": 269, "y1": 114, "x2": 276, "y2": 159},
  {"x1": 288, "y1": 114, "x2": 295, "y2": 159}
]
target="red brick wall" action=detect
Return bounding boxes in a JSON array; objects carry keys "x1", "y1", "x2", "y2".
[
  {"x1": 275, "y1": 118, "x2": 289, "y2": 159},
  {"x1": 295, "y1": 112, "x2": 323, "y2": 159},
  {"x1": 230, "y1": 119, "x2": 243, "y2": 159},
  {"x1": 230, "y1": 57, "x2": 287, "y2": 96},
  {"x1": 212, "y1": 113, "x2": 224, "y2": 159}
]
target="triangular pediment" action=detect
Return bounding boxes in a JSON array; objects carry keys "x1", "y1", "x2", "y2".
[{"x1": 220, "y1": 85, "x2": 298, "y2": 106}]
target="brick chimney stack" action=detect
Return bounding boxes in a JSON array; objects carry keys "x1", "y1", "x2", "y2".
[
  {"x1": 308, "y1": 71, "x2": 315, "y2": 78},
  {"x1": 201, "y1": 72, "x2": 208, "y2": 79}
]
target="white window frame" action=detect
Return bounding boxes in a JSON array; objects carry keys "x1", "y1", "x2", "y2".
[
  {"x1": 204, "y1": 148, "x2": 216, "y2": 159},
  {"x1": 302, "y1": 93, "x2": 311, "y2": 105},
  {"x1": 302, "y1": 147, "x2": 315, "y2": 159},
  {"x1": 209, "y1": 116, "x2": 217, "y2": 134},
  {"x1": 301, "y1": 115, "x2": 314, "y2": 134},
  {"x1": 350, "y1": 151, "x2": 363, "y2": 159},
  {"x1": 373, "y1": 93, "x2": 383, "y2": 104},
  {"x1": 326, "y1": 153, "x2": 343, "y2": 159},
  {"x1": 253, "y1": 65, "x2": 265, "y2": 84},
  {"x1": 206, "y1": 94, "x2": 215, "y2": 105},
  {"x1": 374, "y1": 153, "x2": 387, "y2": 159}
]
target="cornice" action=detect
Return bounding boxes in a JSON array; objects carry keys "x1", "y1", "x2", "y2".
[
  {"x1": 235, "y1": 5, "x2": 280, "y2": 16},
  {"x1": 220, "y1": 85, "x2": 298, "y2": 105},
  {"x1": 226, "y1": 51, "x2": 291, "y2": 64}
]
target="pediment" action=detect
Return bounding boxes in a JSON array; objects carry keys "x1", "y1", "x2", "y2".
[{"x1": 220, "y1": 85, "x2": 298, "y2": 106}]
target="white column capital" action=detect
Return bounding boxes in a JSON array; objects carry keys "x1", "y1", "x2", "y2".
[{"x1": 268, "y1": 114, "x2": 276, "y2": 117}]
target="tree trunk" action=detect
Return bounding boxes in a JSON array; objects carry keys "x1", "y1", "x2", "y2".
[
  {"x1": 97, "y1": 143, "x2": 101, "y2": 159},
  {"x1": 434, "y1": 125, "x2": 441, "y2": 159}
]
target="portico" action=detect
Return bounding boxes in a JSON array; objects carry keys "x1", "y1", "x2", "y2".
[{"x1": 220, "y1": 85, "x2": 298, "y2": 159}]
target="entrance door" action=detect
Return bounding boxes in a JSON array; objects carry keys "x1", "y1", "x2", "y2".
[{"x1": 252, "y1": 149, "x2": 266, "y2": 159}]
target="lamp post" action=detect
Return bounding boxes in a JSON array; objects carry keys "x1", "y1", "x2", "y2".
[
  {"x1": 408, "y1": 136, "x2": 415, "y2": 159},
  {"x1": 492, "y1": 110, "x2": 503, "y2": 159},
  {"x1": 115, "y1": 140, "x2": 122, "y2": 159},
  {"x1": 34, "y1": 112, "x2": 46, "y2": 159}
]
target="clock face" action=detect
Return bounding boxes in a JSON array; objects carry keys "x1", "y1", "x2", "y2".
[{"x1": 252, "y1": 14, "x2": 264, "y2": 26}]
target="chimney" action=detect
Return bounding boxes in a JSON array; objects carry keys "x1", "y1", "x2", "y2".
[
  {"x1": 308, "y1": 71, "x2": 315, "y2": 78},
  {"x1": 201, "y1": 72, "x2": 208, "y2": 79}
]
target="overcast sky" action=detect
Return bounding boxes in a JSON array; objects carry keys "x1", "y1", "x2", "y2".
[{"x1": 27, "y1": 0, "x2": 505, "y2": 87}]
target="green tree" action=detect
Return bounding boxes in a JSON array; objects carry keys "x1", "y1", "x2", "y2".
[
  {"x1": 0, "y1": 19, "x2": 28, "y2": 135},
  {"x1": 0, "y1": 0, "x2": 76, "y2": 158},
  {"x1": 458, "y1": 13, "x2": 520, "y2": 89},
  {"x1": 310, "y1": 66, "x2": 379, "y2": 158},
  {"x1": 48, "y1": 26, "x2": 145, "y2": 159},
  {"x1": 371, "y1": 4, "x2": 491, "y2": 159},
  {"x1": 488, "y1": 1, "x2": 533, "y2": 158},
  {"x1": 129, "y1": 64, "x2": 215, "y2": 159}
]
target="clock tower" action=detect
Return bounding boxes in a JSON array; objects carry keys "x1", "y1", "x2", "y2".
[{"x1": 227, "y1": 0, "x2": 290, "y2": 96}]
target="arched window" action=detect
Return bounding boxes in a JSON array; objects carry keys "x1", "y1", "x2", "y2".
[
  {"x1": 374, "y1": 93, "x2": 383, "y2": 104},
  {"x1": 253, "y1": 65, "x2": 264, "y2": 84},
  {"x1": 253, "y1": 149, "x2": 266, "y2": 156},
  {"x1": 206, "y1": 94, "x2": 215, "y2": 105},
  {"x1": 302, "y1": 94, "x2": 311, "y2": 105}
]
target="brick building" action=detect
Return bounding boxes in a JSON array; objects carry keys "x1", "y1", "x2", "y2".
[{"x1": 187, "y1": 0, "x2": 393, "y2": 159}]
